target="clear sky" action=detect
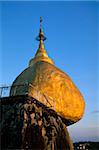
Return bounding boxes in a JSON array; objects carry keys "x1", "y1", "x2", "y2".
[{"x1": 0, "y1": 1, "x2": 99, "y2": 142}]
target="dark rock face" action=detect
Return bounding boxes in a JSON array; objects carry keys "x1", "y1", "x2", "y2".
[{"x1": 0, "y1": 95, "x2": 74, "y2": 150}]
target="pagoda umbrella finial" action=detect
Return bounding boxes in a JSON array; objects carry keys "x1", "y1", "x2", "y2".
[
  {"x1": 29, "y1": 17, "x2": 54, "y2": 66},
  {"x1": 40, "y1": 16, "x2": 42, "y2": 29},
  {"x1": 36, "y1": 17, "x2": 47, "y2": 43}
]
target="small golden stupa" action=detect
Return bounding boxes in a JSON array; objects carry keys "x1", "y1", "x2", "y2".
[{"x1": 10, "y1": 18, "x2": 85, "y2": 126}]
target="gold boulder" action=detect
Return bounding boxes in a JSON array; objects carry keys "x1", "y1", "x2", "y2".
[{"x1": 10, "y1": 27, "x2": 85, "y2": 126}]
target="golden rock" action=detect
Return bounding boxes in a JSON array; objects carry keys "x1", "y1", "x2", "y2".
[{"x1": 10, "y1": 23, "x2": 85, "y2": 126}]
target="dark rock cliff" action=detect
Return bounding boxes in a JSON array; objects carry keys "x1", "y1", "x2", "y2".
[{"x1": 0, "y1": 95, "x2": 74, "y2": 150}]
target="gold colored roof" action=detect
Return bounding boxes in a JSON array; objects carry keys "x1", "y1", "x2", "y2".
[{"x1": 10, "y1": 18, "x2": 85, "y2": 126}]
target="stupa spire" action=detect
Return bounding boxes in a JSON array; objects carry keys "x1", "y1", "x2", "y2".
[
  {"x1": 29, "y1": 17, "x2": 54, "y2": 67},
  {"x1": 36, "y1": 17, "x2": 47, "y2": 49}
]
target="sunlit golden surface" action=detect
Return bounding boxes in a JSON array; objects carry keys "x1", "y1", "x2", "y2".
[
  {"x1": 10, "y1": 60, "x2": 85, "y2": 125},
  {"x1": 10, "y1": 27, "x2": 85, "y2": 126}
]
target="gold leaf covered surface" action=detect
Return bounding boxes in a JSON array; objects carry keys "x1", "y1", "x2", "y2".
[{"x1": 10, "y1": 61, "x2": 85, "y2": 125}]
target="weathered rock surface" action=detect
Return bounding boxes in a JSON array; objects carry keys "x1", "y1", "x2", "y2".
[{"x1": 0, "y1": 95, "x2": 74, "y2": 150}]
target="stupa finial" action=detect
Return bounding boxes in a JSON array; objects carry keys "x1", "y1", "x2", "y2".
[
  {"x1": 36, "y1": 17, "x2": 46, "y2": 49},
  {"x1": 36, "y1": 17, "x2": 46, "y2": 41},
  {"x1": 40, "y1": 16, "x2": 42, "y2": 29},
  {"x1": 29, "y1": 17, "x2": 54, "y2": 66}
]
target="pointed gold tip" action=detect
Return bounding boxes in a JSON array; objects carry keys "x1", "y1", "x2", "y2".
[
  {"x1": 29, "y1": 18, "x2": 54, "y2": 67},
  {"x1": 36, "y1": 17, "x2": 46, "y2": 51}
]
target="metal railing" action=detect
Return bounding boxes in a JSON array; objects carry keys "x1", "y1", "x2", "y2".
[
  {"x1": 0, "y1": 83, "x2": 29, "y2": 98},
  {"x1": 0, "y1": 83, "x2": 53, "y2": 108},
  {"x1": 0, "y1": 85, "x2": 11, "y2": 97}
]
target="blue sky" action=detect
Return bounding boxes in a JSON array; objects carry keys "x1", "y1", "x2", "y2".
[{"x1": 0, "y1": 1, "x2": 99, "y2": 141}]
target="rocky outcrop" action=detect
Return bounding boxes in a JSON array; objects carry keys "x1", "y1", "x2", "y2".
[{"x1": 0, "y1": 95, "x2": 74, "y2": 150}]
